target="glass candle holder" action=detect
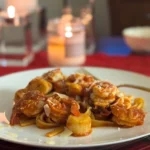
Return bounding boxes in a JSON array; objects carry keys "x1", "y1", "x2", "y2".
[
  {"x1": 0, "y1": 21, "x2": 34, "y2": 67},
  {"x1": 47, "y1": 18, "x2": 86, "y2": 66}
]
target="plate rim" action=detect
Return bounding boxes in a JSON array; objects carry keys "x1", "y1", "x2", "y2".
[{"x1": 0, "y1": 132, "x2": 149, "y2": 149}]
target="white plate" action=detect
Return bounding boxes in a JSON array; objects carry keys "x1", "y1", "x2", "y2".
[{"x1": 0, "y1": 67, "x2": 150, "y2": 148}]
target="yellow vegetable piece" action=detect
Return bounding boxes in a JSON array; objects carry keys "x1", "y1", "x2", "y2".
[
  {"x1": 66, "y1": 114, "x2": 92, "y2": 136},
  {"x1": 133, "y1": 98, "x2": 144, "y2": 109},
  {"x1": 67, "y1": 83, "x2": 82, "y2": 96}
]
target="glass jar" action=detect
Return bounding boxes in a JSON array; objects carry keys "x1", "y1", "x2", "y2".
[{"x1": 47, "y1": 18, "x2": 86, "y2": 66}]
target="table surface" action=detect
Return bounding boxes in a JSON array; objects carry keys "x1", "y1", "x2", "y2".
[
  {"x1": 1, "y1": 51, "x2": 150, "y2": 76},
  {"x1": 0, "y1": 50, "x2": 150, "y2": 150}
]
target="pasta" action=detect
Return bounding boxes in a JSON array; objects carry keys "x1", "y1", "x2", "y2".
[
  {"x1": 10, "y1": 69, "x2": 146, "y2": 137},
  {"x1": 45, "y1": 127, "x2": 64, "y2": 137}
]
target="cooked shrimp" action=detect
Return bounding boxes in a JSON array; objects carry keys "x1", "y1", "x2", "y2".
[
  {"x1": 67, "y1": 73, "x2": 94, "y2": 86},
  {"x1": 44, "y1": 93, "x2": 80, "y2": 124},
  {"x1": 10, "y1": 90, "x2": 46, "y2": 125},
  {"x1": 14, "y1": 88, "x2": 27, "y2": 103},
  {"x1": 88, "y1": 81, "x2": 120, "y2": 119},
  {"x1": 42, "y1": 68, "x2": 65, "y2": 83},
  {"x1": 53, "y1": 80, "x2": 67, "y2": 94},
  {"x1": 66, "y1": 73, "x2": 95, "y2": 96},
  {"x1": 90, "y1": 81, "x2": 119, "y2": 108},
  {"x1": 111, "y1": 97, "x2": 145, "y2": 127},
  {"x1": 26, "y1": 77, "x2": 52, "y2": 94}
]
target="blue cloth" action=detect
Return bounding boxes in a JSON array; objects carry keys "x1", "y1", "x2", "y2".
[{"x1": 97, "y1": 36, "x2": 132, "y2": 56}]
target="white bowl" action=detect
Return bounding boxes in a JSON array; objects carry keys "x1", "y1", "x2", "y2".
[{"x1": 122, "y1": 26, "x2": 150, "y2": 52}]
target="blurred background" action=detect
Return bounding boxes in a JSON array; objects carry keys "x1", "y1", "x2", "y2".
[
  {"x1": 0, "y1": 0, "x2": 150, "y2": 66},
  {"x1": 0, "y1": 0, "x2": 110, "y2": 36}
]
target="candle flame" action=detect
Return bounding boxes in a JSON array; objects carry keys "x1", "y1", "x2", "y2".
[
  {"x1": 7, "y1": 5, "x2": 15, "y2": 18},
  {"x1": 65, "y1": 32, "x2": 73, "y2": 38},
  {"x1": 65, "y1": 26, "x2": 72, "y2": 32},
  {"x1": 65, "y1": 26, "x2": 73, "y2": 38}
]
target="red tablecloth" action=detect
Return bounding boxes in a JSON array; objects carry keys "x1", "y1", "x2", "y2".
[
  {"x1": 0, "y1": 51, "x2": 150, "y2": 150},
  {"x1": 0, "y1": 51, "x2": 150, "y2": 76}
]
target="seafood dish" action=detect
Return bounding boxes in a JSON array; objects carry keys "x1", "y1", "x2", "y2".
[{"x1": 10, "y1": 69, "x2": 145, "y2": 137}]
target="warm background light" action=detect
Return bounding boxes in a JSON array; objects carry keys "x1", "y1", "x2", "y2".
[
  {"x1": 6, "y1": 0, "x2": 38, "y2": 14},
  {"x1": 7, "y1": 5, "x2": 15, "y2": 18},
  {"x1": 65, "y1": 32, "x2": 73, "y2": 38}
]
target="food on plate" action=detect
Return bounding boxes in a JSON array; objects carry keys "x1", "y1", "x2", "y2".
[
  {"x1": 20, "y1": 118, "x2": 35, "y2": 127},
  {"x1": 10, "y1": 68, "x2": 146, "y2": 137},
  {"x1": 66, "y1": 113, "x2": 92, "y2": 136},
  {"x1": 111, "y1": 97, "x2": 145, "y2": 127},
  {"x1": 26, "y1": 77, "x2": 53, "y2": 94},
  {"x1": 45, "y1": 126, "x2": 64, "y2": 137},
  {"x1": 44, "y1": 93, "x2": 80, "y2": 124},
  {"x1": 10, "y1": 90, "x2": 46, "y2": 125},
  {"x1": 42, "y1": 69, "x2": 65, "y2": 83},
  {"x1": 14, "y1": 88, "x2": 27, "y2": 103}
]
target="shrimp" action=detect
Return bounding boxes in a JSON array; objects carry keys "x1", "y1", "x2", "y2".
[
  {"x1": 44, "y1": 93, "x2": 80, "y2": 124},
  {"x1": 111, "y1": 97, "x2": 145, "y2": 127},
  {"x1": 14, "y1": 88, "x2": 27, "y2": 103},
  {"x1": 26, "y1": 77, "x2": 53, "y2": 94},
  {"x1": 89, "y1": 81, "x2": 120, "y2": 119},
  {"x1": 10, "y1": 90, "x2": 46, "y2": 125},
  {"x1": 42, "y1": 68, "x2": 65, "y2": 83},
  {"x1": 91, "y1": 81, "x2": 119, "y2": 105},
  {"x1": 53, "y1": 79, "x2": 67, "y2": 94},
  {"x1": 66, "y1": 73, "x2": 95, "y2": 96}
]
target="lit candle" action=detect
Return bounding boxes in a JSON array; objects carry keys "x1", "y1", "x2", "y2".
[
  {"x1": 47, "y1": 36, "x2": 65, "y2": 66},
  {"x1": 47, "y1": 19, "x2": 86, "y2": 66},
  {"x1": 5, "y1": 5, "x2": 15, "y2": 24},
  {"x1": 65, "y1": 25, "x2": 73, "y2": 38},
  {"x1": 7, "y1": 5, "x2": 15, "y2": 18},
  {"x1": 63, "y1": 23, "x2": 86, "y2": 66}
]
